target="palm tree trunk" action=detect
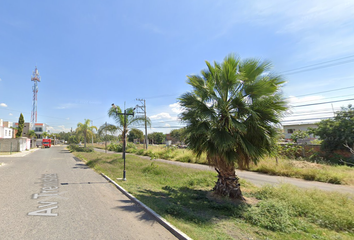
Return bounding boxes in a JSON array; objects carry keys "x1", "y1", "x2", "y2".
[
  {"x1": 84, "y1": 131, "x2": 87, "y2": 148},
  {"x1": 213, "y1": 167, "x2": 244, "y2": 200}
]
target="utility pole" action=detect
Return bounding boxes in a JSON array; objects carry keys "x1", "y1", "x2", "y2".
[
  {"x1": 105, "y1": 122, "x2": 107, "y2": 154},
  {"x1": 136, "y1": 99, "x2": 148, "y2": 149},
  {"x1": 112, "y1": 103, "x2": 134, "y2": 181},
  {"x1": 91, "y1": 120, "x2": 94, "y2": 146}
]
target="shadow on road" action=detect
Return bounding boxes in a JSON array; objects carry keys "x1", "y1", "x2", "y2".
[
  {"x1": 60, "y1": 149, "x2": 71, "y2": 153},
  {"x1": 73, "y1": 157, "x2": 82, "y2": 162},
  {"x1": 73, "y1": 163, "x2": 90, "y2": 169}
]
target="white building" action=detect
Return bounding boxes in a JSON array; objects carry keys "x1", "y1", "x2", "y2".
[
  {"x1": 283, "y1": 123, "x2": 318, "y2": 141},
  {"x1": 13, "y1": 122, "x2": 49, "y2": 139},
  {"x1": 0, "y1": 119, "x2": 13, "y2": 139}
]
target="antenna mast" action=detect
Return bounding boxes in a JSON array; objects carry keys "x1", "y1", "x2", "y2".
[{"x1": 31, "y1": 67, "x2": 40, "y2": 127}]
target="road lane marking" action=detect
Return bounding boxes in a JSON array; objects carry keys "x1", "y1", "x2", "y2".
[{"x1": 28, "y1": 174, "x2": 60, "y2": 217}]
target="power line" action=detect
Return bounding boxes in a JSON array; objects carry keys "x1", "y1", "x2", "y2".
[
  {"x1": 280, "y1": 55, "x2": 354, "y2": 75},
  {"x1": 287, "y1": 111, "x2": 334, "y2": 117},
  {"x1": 281, "y1": 117, "x2": 333, "y2": 123},
  {"x1": 290, "y1": 98, "x2": 354, "y2": 108},
  {"x1": 288, "y1": 85, "x2": 354, "y2": 99},
  {"x1": 281, "y1": 55, "x2": 354, "y2": 74},
  {"x1": 287, "y1": 109, "x2": 339, "y2": 115}
]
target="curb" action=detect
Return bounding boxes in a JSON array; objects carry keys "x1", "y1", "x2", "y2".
[{"x1": 100, "y1": 173, "x2": 192, "y2": 240}]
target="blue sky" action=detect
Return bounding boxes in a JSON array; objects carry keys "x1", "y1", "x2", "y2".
[{"x1": 1, "y1": 0, "x2": 354, "y2": 134}]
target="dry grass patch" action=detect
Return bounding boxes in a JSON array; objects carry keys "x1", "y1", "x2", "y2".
[{"x1": 249, "y1": 157, "x2": 354, "y2": 185}]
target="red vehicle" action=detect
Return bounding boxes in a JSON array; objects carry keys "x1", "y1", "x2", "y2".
[{"x1": 42, "y1": 139, "x2": 51, "y2": 148}]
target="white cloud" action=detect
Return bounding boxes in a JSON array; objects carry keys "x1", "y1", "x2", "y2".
[
  {"x1": 150, "y1": 112, "x2": 174, "y2": 120},
  {"x1": 9, "y1": 113, "x2": 13, "y2": 116},
  {"x1": 230, "y1": 1, "x2": 354, "y2": 60},
  {"x1": 169, "y1": 102, "x2": 183, "y2": 114},
  {"x1": 48, "y1": 125, "x2": 71, "y2": 133},
  {"x1": 0, "y1": 103, "x2": 8, "y2": 107}
]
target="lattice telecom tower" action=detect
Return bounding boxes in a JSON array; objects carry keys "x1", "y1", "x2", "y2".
[{"x1": 31, "y1": 67, "x2": 40, "y2": 126}]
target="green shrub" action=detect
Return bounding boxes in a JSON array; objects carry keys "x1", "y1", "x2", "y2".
[
  {"x1": 68, "y1": 144, "x2": 94, "y2": 152},
  {"x1": 126, "y1": 148, "x2": 137, "y2": 153},
  {"x1": 142, "y1": 162, "x2": 162, "y2": 175},
  {"x1": 107, "y1": 143, "x2": 123, "y2": 152},
  {"x1": 176, "y1": 154, "x2": 194, "y2": 163},
  {"x1": 107, "y1": 142, "x2": 138, "y2": 153},
  {"x1": 144, "y1": 150, "x2": 153, "y2": 157},
  {"x1": 136, "y1": 149, "x2": 145, "y2": 155},
  {"x1": 279, "y1": 143, "x2": 302, "y2": 159},
  {"x1": 126, "y1": 142, "x2": 137, "y2": 150},
  {"x1": 161, "y1": 147, "x2": 176, "y2": 159}
]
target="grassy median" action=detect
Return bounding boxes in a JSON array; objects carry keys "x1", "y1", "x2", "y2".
[
  {"x1": 93, "y1": 143, "x2": 354, "y2": 185},
  {"x1": 72, "y1": 149, "x2": 354, "y2": 240}
]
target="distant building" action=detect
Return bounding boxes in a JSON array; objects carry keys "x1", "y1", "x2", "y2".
[
  {"x1": 283, "y1": 123, "x2": 318, "y2": 142},
  {"x1": 13, "y1": 122, "x2": 49, "y2": 139},
  {"x1": 0, "y1": 119, "x2": 13, "y2": 139}
]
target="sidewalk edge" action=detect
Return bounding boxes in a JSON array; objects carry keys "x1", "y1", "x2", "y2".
[{"x1": 100, "y1": 173, "x2": 192, "y2": 240}]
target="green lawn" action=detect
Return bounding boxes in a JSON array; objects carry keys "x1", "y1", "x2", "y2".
[{"x1": 72, "y1": 150, "x2": 354, "y2": 240}]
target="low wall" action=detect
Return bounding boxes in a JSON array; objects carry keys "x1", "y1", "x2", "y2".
[{"x1": 0, "y1": 137, "x2": 29, "y2": 152}]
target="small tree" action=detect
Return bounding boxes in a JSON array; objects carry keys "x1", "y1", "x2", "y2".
[
  {"x1": 101, "y1": 105, "x2": 151, "y2": 148},
  {"x1": 42, "y1": 132, "x2": 49, "y2": 139},
  {"x1": 148, "y1": 132, "x2": 166, "y2": 144},
  {"x1": 127, "y1": 128, "x2": 144, "y2": 143},
  {"x1": 76, "y1": 119, "x2": 97, "y2": 148},
  {"x1": 290, "y1": 130, "x2": 309, "y2": 143},
  {"x1": 28, "y1": 130, "x2": 37, "y2": 139},
  {"x1": 310, "y1": 105, "x2": 354, "y2": 152},
  {"x1": 169, "y1": 128, "x2": 186, "y2": 144},
  {"x1": 16, "y1": 113, "x2": 25, "y2": 138}
]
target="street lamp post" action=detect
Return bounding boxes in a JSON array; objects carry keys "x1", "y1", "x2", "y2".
[{"x1": 112, "y1": 103, "x2": 134, "y2": 181}]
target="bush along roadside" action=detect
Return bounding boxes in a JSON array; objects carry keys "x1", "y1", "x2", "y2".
[
  {"x1": 107, "y1": 142, "x2": 137, "y2": 153},
  {"x1": 67, "y1": 144, "x2": 94, "y2": 152}
]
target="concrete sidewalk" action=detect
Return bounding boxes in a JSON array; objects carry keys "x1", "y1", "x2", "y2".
[{"x1": 0, "y1": 147, "x2": 40, "y2": 158}]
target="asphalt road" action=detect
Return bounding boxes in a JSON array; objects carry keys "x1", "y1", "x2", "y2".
[
  {"x1": 95, "y1": 148, "x2": 354, "y2": 196},
  {"x1": 0, "y1": 146, "x2": 178, "y2": 240}
]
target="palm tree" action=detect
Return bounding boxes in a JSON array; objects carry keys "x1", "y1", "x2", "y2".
[
  {"x1": 42, "y1": 132, "x2": 49, "y2": 139},
  {"x1": 28, "y1": 130, "x2": 37, "y2": 139},
  {"x1": 28, "y1": 130, "x2": 37, "y2": 148},
  {"x1": 76, "y1": 119, "x2": 97, "y2": 148},
  {"x1": 179, "y1": 54, "x2": 287, "y2": 200},
  {"x1": 103, "y1": 105, "x2": 150, "y2": 149}
]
